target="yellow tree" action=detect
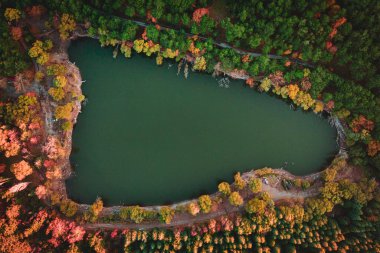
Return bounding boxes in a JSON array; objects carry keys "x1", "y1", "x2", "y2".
[
  {"x1": 4, "y1": 8, "x2": 21, "y2": 22},
  {"x1": 323, "y1": 167, "x2": 337, "y2": 182},
  {"x1": 47, "y1": 64, "x2": 67, "y2": 76},
  {"x1": 59, "y1": 14, "x2": 76, "y2": 40},
  {"x1": 121, "y1": 43, "x2": 132, "y2": 58},
  {"x1": 313, "y1": 100, "x2": 324, "y2": 113},
  {"x1": 234, "y1": 172, "x2": 246, "y2": 190},
  {"x1": 133, "y1": 39, "x2": 144, "y2": 53},
  {"x1": 159, "y1": 206, "x2": 175, "y2": 224},
  {"x1": 218, "y1": 182, "x2": 231, "y2": 196},
  {"x1": 245, "y1": 198, "x2": 267, "y2": 214},
  {"x1": 162, "y1": 48, "x2": 178, "y2": 59},
  {"x1": 55, "y1": 103, "x2": 73, "y2": 120},
  {"x1": 48, "y1": 87, "x2": 65, "y2": 101},
  {"x1": 294, "y1": 91, "x2": 315, "y2": 110},
  {"x1": 53, "y1": 75, "x2": 67, "y2": 87},
  {"x1": 129, "y1": 206, "x2": 146, "y2": 223},
  {"x1": 259, "y1": 78, "x2": 272, "y2": 92},
  {"x1": 198, "y1": 195, "x2": 212, "y2": 213},
  {"x1": 156, "y1": 54, "x2": 163, "y2": 65},
  {"x1": 287, "y1": 84, "x2": 300, "y2": 100},
  {"x1": 229, "y1": 191, "x2": 244, "y2": 206},
  {"x1": 273, "y1": 85, "x2": 289, "y2": 99},
  {"x1": 59, "y1": 199, "x2": 78, "y2": 217},
  {"x1": 193, "y1": 56, "x2": 207, "y2": 71},
  {"x1": 28, "y1": 40, "x2": 53, "y2": 65},
  {"x1": 85, "y1": 197, "x2": 103, "y2": 222},
  {"x1": 248, "y1": 177, "x2": 262, "y2": 193}
]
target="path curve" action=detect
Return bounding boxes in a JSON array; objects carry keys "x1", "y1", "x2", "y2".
[{"x1": 82, "y1": 170, "x2": 322, "y2": 231}]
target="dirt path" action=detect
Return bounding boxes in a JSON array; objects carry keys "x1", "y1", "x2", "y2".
[
  {"x1": 83, "y1": 183, "x2": 319, "y2": 230},
  {"x1": 82, "y1": 169, "x2": 325, "y2": 230},
  {"x1": 82, "y1": 161, "x2": 362, "y2": 232}
]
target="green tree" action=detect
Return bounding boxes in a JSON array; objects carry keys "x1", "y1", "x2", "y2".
[
  {"x1": 221, "y1": 18, "x2": 246, "y2": 44},
  {"x1": 146, "y1": 25, "x2": 159, "y2": 42}
]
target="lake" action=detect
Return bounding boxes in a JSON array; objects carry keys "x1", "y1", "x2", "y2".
[{"x1": 66, "y1": 39, "x2": 337, "y2": 206}]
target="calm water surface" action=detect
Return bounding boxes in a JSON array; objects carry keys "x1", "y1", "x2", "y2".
[{"x1": 67, "y1": 39, "x2": 337, "y2": 206}]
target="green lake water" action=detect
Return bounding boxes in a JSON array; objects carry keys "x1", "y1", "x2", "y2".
[{"x1": 67, "y1": 39, "x2": 337, "y2": 206}]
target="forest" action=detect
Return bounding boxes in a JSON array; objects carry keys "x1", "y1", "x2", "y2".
[{"x1": 0, "y1": 0, "x2": 379, "y2": 252}]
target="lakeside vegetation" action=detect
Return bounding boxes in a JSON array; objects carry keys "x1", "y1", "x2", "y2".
[{"x1": 0, "y1": 0, "x2": 379, "y2": 252}]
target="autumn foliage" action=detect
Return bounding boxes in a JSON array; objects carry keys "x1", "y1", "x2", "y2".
[
  {"x1": 58, "y1": 14, "x2": 76, "y2": 40},
  {"x1": 4, "y1": 8, "x2": 21, "y2": 22},
  {"x1": 350, "y1": 115, "x2": 374, "y2": 133},
  {"x1": 198, "y1": 195, "x2": 212, "y2": 213},
  {"x1": 10, "y1": 26, "x2": 22, "y2": 41},
  {"x1": 0, "y1": 126, "x2": 21, "y2": 157},
  {"x1": 228, "y1": 191, "x2": 244, "y2": 206},
  {"x1": 10, "y1": 160, "x2": 33, "y2": 180},
  {"x1": 368, "y1": 140, "x2": 380, "y2": 157},
  {"x1": 192, "y1": 8, "x2": 209, "y2": 23},
  {"x1": 28, "y1": 40, "x2": 53, "y2": 65}
]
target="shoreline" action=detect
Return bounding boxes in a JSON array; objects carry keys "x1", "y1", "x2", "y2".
[{"x1": 37, "y1": 34, "x2": 349, "y2": 229}]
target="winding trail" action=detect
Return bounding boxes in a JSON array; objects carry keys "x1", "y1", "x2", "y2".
[
  {"x1": 82, "y1": 183, "x2": 320, "y2": 231},
  {"x1": 81, "y1": 166, "x2": 348, "y2": 231},
  {"x1": 82, "y1": 162, "x2": 361, "y2": 231}
]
